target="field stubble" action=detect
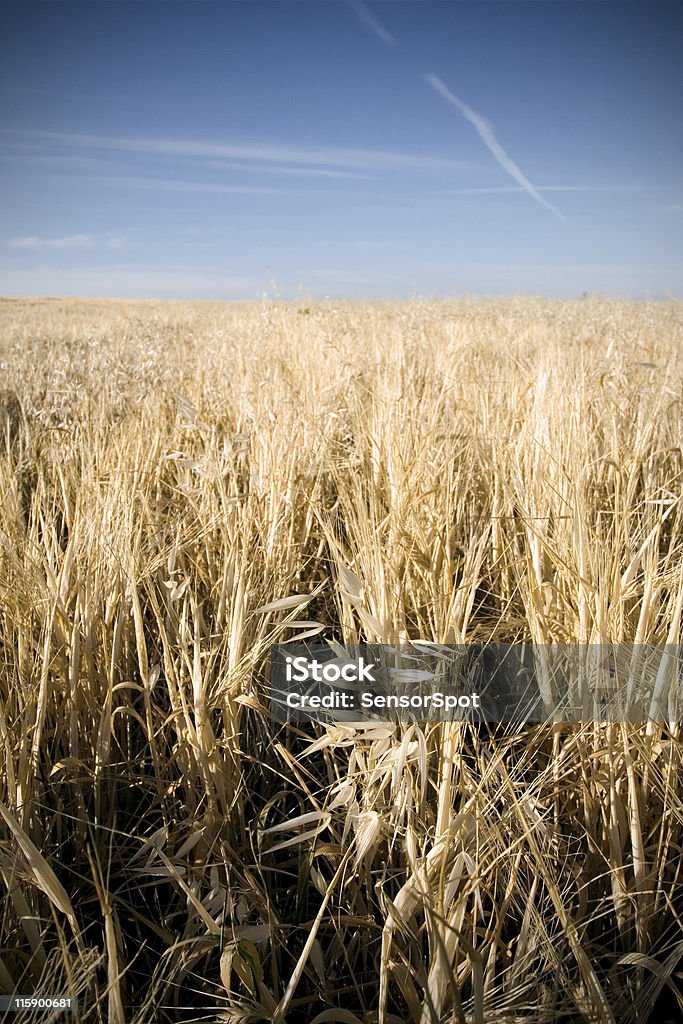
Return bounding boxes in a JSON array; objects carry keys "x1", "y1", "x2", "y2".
[{"x1": 0, "y1": 295, "x2": 682, "y2": 1023}]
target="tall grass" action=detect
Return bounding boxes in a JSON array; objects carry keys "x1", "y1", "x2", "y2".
[{"x1": 0, "y1": 294, "x2": 682, "y2": 1023}]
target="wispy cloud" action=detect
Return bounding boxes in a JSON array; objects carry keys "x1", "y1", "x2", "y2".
[
  {"x1": 7, "y1": 233, "x2": 96, "y2": 249},
  {"x1": 94, "y1": 175, "x2": 288, "y2": 196},
  {"x1": 431, "y1": 185, "x2": 651, "y2": 196},
  {"x1": 0, "y1": 143, "x2": 374, "y2": 180},
  {"x1": 7, "y1": 233, "x2": 127, "y2": 250},
  {"x1": 7, "y1": 130, "x2": 472, "y2": 174},
  {"x1": 195, "y1": 161, "x2": 374, "y2": 180},
  {"x1": 0, "y1": 153, "x2": 115, "y2": 171},
  {"x1": 349, "y1": 1, "x2": 397, "y2": 48},
  {"x1": 424, "y1": 74, "x2": 565, "y2": 221}
]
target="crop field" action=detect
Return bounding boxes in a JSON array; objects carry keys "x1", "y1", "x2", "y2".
[{"x1": 0, "y1": 295, "x2": 682, "y2": 1023}]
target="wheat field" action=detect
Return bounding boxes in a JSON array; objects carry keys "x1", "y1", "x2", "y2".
[{"x1": 0, "y1": 295, "x2": 682, "y2": 1023}]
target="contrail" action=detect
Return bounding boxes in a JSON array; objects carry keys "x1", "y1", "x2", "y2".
[
  {"x1": 424, "y1": 73, "x2": 565, "y2": 221},
  {"x1": 348, "y1": 1, "x2": 397, "y2": 48},
  {"x1": 346, "y1": 9, "x2": 565, "y2": 221}
]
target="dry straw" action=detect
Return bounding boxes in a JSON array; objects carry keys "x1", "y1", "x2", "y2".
[{"x1": 0, "y1": 294, "x2": 681, "y2": 1022}]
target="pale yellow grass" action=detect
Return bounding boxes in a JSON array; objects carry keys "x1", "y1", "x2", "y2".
[{"x1": 0, "y1": 295, "x2": 681, "y2": 1023}]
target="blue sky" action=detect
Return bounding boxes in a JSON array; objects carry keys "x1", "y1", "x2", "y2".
[{"x1": 0, "y1": 0, "x2": 681, "y2": 299}]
